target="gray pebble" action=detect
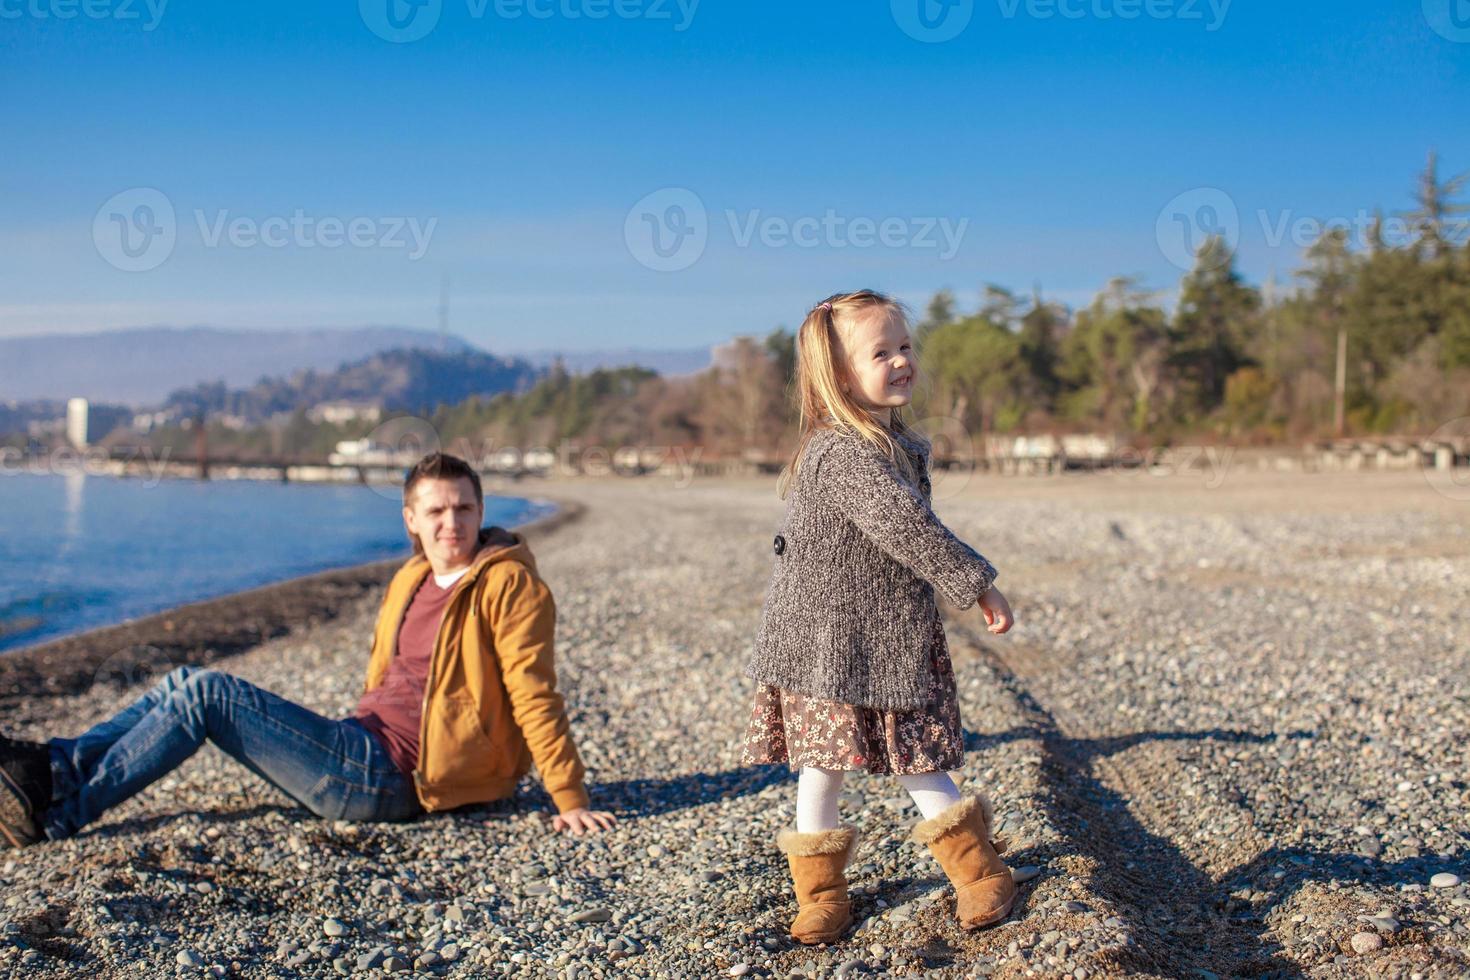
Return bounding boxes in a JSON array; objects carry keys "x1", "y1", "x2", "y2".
[{"x1": 357, "y1": 947, "x2": 387, "y2": 970}]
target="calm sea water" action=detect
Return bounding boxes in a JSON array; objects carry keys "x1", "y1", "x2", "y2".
[{"x1": 0, "y1": 473, "x2": 550, "y2": 653}]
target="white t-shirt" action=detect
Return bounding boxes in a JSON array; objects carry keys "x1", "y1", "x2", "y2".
[{"x1": 434, "y1": 567, "x2": 470, "y2": 589}]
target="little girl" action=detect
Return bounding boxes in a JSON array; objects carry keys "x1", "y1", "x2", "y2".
[{"x1": 743, "y1": 289, "x2": 1017, "y2": 945}]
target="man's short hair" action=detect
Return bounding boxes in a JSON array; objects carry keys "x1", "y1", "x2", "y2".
[{"x1": 403, "y1": 452, "x2": 484, "y2": 509}]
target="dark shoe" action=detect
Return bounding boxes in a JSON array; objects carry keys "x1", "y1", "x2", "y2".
[{"x1": 0, "y1": 733, "x2": 52, "y2": 848}]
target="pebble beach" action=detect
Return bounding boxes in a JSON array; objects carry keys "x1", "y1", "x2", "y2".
[{"x1": 0, "y1": 465, "x2": 1467, "y2": 979}]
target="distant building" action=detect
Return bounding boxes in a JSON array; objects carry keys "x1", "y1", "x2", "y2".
[
  {"x1": 308, "y1": 401, "x2": 384, "y2": 425},
  {"x1": 329, "y1": 438, "x2": 397, "y2": 465},
  {"x1": 131, "y1": 409, "x2": 179, "y2": 433},
  {"x1": 66, "y1": 397, "x2": 89, "y2": 447},
  {"x1": 216, "y1": 414, "x2": 251, "y2": 431},
  {"x1": 710, "y1": 336, "x2": 768, "y2": 374}
]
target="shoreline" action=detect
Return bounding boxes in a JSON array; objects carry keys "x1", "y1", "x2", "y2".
[{"x1": 0, "y1": 497, "x2": 582, "y2": 712}]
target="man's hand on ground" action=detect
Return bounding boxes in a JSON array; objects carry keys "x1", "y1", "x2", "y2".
[{"x1": 553, "y1": 807, "x2": 618, "y2": 835}]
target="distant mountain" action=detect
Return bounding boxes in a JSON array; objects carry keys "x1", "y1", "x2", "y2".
[
  {"x1": 515, "y1": 347, "x2": 712, "y2": 377},
  {"x1": 0, "y1": 326, "x2": 473, "y2": 405},
  {"x1": 165, "y1": 348, "x2": 541, "y2": 423}
]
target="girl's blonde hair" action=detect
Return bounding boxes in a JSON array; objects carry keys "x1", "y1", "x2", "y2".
[{"x1": 779, "y1": 289, "x2": 926, "y2": 497}]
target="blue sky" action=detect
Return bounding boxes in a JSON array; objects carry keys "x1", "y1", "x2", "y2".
[{"x1": 1, "y1": 0, "x2": 1466, "y2": 354}]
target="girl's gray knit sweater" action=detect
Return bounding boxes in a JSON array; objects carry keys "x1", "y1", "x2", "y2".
[{"x1": 745, "y1": 424, "x2": 999, "y2": 710}]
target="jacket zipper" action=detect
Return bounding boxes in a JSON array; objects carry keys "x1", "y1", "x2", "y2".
[{"x1": 414, "y1": 566, "x2": 480, "y2": 790}]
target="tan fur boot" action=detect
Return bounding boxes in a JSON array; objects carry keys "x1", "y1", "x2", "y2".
[
  {"x1": 776, "y1": 826, "x2": 857, "y2": 945},
  {"x1": 913, "y1": 795, "x2": 1016, "y2": 929}
]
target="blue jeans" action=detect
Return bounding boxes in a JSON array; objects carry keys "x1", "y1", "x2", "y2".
[{"x1": 44, "y1": 665, "x2": 421, "y2": 839}]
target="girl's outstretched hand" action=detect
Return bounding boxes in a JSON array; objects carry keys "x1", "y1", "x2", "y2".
[
  {"x1": 979, "y1": 586, "x2": 1014, "y2": 635},
  {"x1": 554, "y1": 807, "x2": 618, "y2": 835}
]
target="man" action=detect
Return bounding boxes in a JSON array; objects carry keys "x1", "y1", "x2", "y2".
[{"x1": 0, "y1": 452, "x2": 614, "y2": 845}]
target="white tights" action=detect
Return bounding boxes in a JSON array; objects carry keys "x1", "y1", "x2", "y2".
[{"x1": 795, "y1": 766, "x2": 963, "y2": 832}]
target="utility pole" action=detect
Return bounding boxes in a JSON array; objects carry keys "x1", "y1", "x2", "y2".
[
  {"x1": 438, "y1": 275, "x2": 450, "y2": 352},
  {"x1": 195, "y1": 410, "x2": 209, "y2": 480},
  {"x1": 1333, "y1": 328, "x2": 1347, "y2": 437}
]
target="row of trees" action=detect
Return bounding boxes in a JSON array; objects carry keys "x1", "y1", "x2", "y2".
[
  {"x1": 919, "y1": 154, "x2": 1470, "y2": 442},
  {"x1": 430, "y1": 155, "x2": 1467, "y2": 455},
  {"x1": 128, "y1": 154, "x2": 1467, "y2": 460}
]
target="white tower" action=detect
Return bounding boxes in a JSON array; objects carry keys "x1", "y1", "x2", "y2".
[{"x1": 67, "y1": 397, "x2": 90, "y2": 447}]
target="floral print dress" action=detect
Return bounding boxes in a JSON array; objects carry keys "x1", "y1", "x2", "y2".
[{"x1": 741, "y1": 610, "x2": 964, "y2": 776}]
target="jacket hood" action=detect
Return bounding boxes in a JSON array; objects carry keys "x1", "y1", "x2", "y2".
[
  {"x1": 405, "y1": 525, "x2": 538, "y2": 582},
  {"x1": 470, "y1": 525, "x2": 537, "y2": 573}
]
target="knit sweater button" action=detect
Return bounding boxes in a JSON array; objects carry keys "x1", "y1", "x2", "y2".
[{"x1": 773, "y1": 534, "x2": 786, "y2": 555}]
